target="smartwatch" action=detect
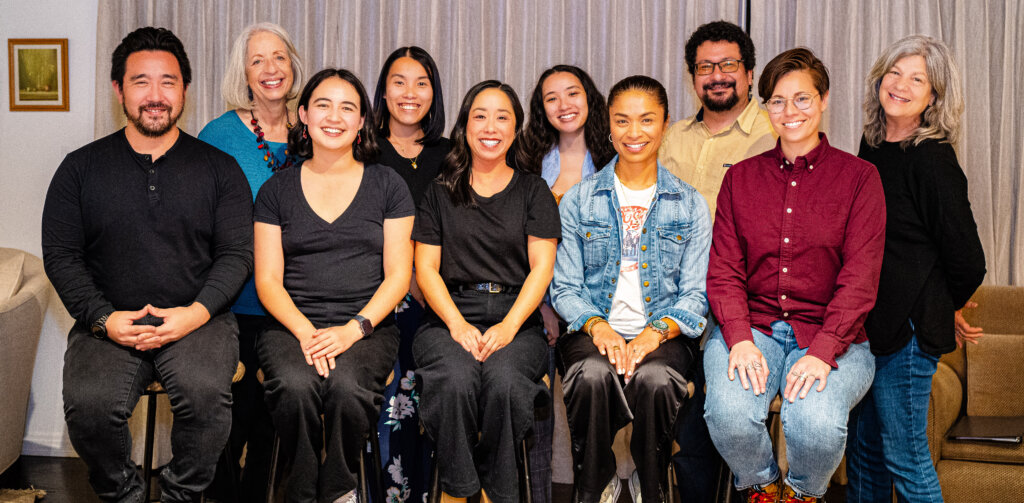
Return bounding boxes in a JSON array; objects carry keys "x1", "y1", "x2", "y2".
[
  {"x1": 91, "y1": 312, "x2": 112, "y2": 339},
  {"x1": 353, "y1": 315, "x2": 373, "y2": 338}
]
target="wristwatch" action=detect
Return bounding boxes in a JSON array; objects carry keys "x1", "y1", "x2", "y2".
[
  {"x1": 647, "y1": 319, "x2": 670, "y2": 344},
  {"x1": 353, "y1": 315, "x2": 373, "y2": 338},
  {"x1": 91, "y1": 312, "x2": 112, "y2": 339}
]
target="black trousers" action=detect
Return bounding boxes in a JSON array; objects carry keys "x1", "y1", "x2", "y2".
[
  {"x1": 413, "y1": 290, "x2": 549, "y2": 503},
  {"x1": 258, "y1": 321, "x2": 399, "y2": 503},
  {"x1": 558, "y1": 331, "x2": 695, "y2": 503},
  {"x1": 63, "y1": 312, "x2": 239, "y2": 503}
]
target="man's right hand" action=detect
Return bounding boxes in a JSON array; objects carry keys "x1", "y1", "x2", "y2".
[
  {"x1": 590, "y1": 322, "x2": 628, "y2": 376},
  {"x1": 105, "y1": 306, "x2": 158, "y2": 349}
]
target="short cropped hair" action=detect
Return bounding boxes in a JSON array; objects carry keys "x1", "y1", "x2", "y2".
[
  {"x1": 111, "y1": 27, "x2": 191, "y2": 88},
  {"x1": 862, "y1": 35, "x2": 964, "y2": 148},
  {"x1": 758, "y1": 48, "x2": 830, "y2": 101},
  {"x1": 221, "y1": 23, "x2": 304, "y2": 110},
  {"x1": 684, "y1": 21, "x2": 756, "y2": 78}
]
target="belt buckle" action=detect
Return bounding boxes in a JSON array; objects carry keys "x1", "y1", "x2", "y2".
[{"x1": 487, "y1": 283, "x2": 501, "y2": 294}]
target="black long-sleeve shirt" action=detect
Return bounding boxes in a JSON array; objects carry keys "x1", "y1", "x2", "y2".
[
  {"x1": 42, "y1": 128, "x2": 254, "y2": 328},
  {"x1": 859, "y1": 137, "x2": 986, "y2": 356}
]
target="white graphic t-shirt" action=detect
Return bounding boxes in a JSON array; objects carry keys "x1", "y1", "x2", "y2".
[{"x1": 608, "y1": 176, "x2": 656, "y2": 338}]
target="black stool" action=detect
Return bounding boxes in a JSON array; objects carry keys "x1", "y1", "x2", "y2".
[{"x1": 142, "y1": 362, "x2": 246, "y2": 502}]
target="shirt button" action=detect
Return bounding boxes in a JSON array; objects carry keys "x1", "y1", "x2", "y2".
[
  {"x1": 586, "y1": 232, "x2": 591, "y2": 238},
  {"x1": 791, "y1": 181, "x2": 797, "y2": 186},
  {"x1": 605, "y1": 308, "x2": 610, "y2": 314},
  {"x1": 641, "y1": 263, "x2": 648, "y2": 269},
  {"x1": 783, "y1": 312, "x2": 789, "y2": 317},
  {"x1": 642, "y1": 228, "x2": 647, "y2": 234},
  {"x1": 643, "y1": 281, "x2": 649, "y2": 287},
  {"x1": 640, "y1": 245, "x2": 647, "y2": 251},
  {"x1": 608, "y1": 293, "x2": 613, "y2": 299},
  {"x1": 616, "y1": 260, "x2": 620, "y2": 265},
  {"x1": 645, "y1": 296, "x2": 652, "y2": 302},
  {"x1": 781, "y1": 294, "x2": 788, "y2": 300},
  {"x1": 149, "y1": 186, "x2": 156, "y2": 191},
  {"x1": 809, "y1": 164, "x2": 814, "y2": 170},
  {"x1": 784, "y1": 237, "x2": 790, "y2": 243},
  {"x1": 786, "y1": 208, "x2": 792, "y2": 214},
  {"x1": 648, "y1": 311, "x2": 653, "y2": 317},
  {"x1": 782, "y1": 267, "x2": 788, "y2": 273},
  {"x1": 611, "y1": 278, "x2": 616, "y2": 284},
  {"x1": 149, "y1": 169, "x2": 155, "y2": 174}
]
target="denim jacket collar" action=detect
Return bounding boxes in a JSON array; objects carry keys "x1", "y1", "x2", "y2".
[{"x1": 593, "y1": 155, "x2": 684, "y2": 198}]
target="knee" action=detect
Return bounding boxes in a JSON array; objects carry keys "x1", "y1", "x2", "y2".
[
  {"x1": 628, "y1": 364, "x2": 685, "y2": 402},
  {"x1": 783, "y1": 409, "x2": 847, "y2": 452},
  {"x1": 63, "y1": 379, "x2": 129, "y2": 427},
  {"x1": 429, "y1": 364, "x2": 480, "y2": 405},
  {"x1": 167, "y1": 376, "x2": 231, "y2": 422},
  {"x1": 264, "y1": 368, "x2": 318, "y2": 419},
  {"x1": 703, "y1": 388, "x2": 761, "y2": 436},
  {"x1": 565, "y1": 357, "x2": 616, "y2": 399}
]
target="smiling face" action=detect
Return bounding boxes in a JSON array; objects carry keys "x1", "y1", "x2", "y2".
[
  {"x1": 878, "y1": 54, "x2": 933, "y2": 127},
  {"x1": 245, "y1": 31, "x2": 293, "y2": 104},
  {"x1": 465, "y1": 87, "x2": 517, "y2": 165},
  {"x1": 384, "y1": 56, "x2": 433, "y2": 129},
  {"x1": 115, "y1": 50, "x2": 186, "y2": 138},
  {"x1": 298, "y1": 76, "x2": 365, "y2": 153},
  {"x1": 608, "y1": 89, "x2": 668, "y2": 166},
  {"x1": 767, "y1": 70, "x2": 828, "y2": 157},
  {"x1": 542, "y1": 71, "x2": 589, "y2": 135},
  {"x1": 693, "y1": 40, "x2": 752, "y2": 113}
]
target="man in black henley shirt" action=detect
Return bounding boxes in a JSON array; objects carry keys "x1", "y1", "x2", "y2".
[{"x1": 41, "y1": 27, "x2": 252, "y2": 503}]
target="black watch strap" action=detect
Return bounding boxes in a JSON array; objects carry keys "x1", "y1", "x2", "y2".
[
  {"x1": 353, "y1": 315, "x2": 373, "y2": 338},
  {"x1": 91, "y1": 312, "x2": 112, "y2": 339}
]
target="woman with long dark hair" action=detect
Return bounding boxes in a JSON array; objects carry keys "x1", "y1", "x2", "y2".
[
  {"x1": 254, "y1": 68, "x2": 414, "y2": 503},
  {"x1": 370, "y1": 46, "x2": 450, "y2": 503},
  {"x1": 412, "y1": 81, "x2": 560, "y2": 503}
]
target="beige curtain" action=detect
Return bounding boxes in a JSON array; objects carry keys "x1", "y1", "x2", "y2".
[{"x1": 751, "y1": 0, "x2": 1023, "y2": 286}]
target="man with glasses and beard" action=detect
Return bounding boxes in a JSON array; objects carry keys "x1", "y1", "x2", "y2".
[
  {"x1": 42, "y1": 27, "x2": 252, "y2": 502},
  {"x1": 657, "y1": 20, "x2": 776, "y2": 503}
]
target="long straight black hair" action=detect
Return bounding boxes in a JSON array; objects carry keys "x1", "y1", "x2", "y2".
[
  {"x1": 521, "y1": 65, "x2": 615, "y2": 173},
  {"x1": 439, "y1": 80, "x2": 525, "y2": 207},
  {"x1": 287, "y1": 68, "x2": 380, "y2": 163},
  {"x1": 372, "y1": 46, "x2": 446, "y2": 144}
]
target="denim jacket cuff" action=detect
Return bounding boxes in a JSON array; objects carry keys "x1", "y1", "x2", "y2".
[
  {"x1": 659, "y1": 308, "x2": 707, "y2": 338},
  {"x1": 567, "y1": 309, "x2": 605, "y2": 333}
]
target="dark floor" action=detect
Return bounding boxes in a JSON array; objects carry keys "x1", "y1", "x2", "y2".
[{"x1": 0, "y1": 456, "x2": 846, "y2": 502}]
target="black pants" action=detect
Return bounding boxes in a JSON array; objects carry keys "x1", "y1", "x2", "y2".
[
  {"x1": 672, "y1": 353, "x2": 725, "y2": 503},
  {"x1": 558, "y1": 331, "x2": 695, "y2": 503},
  {"x1": 258, "y1": 321, "x2": 399, "y2": 503},
  {"x1": 413, "y1": 290, "x2": 549, "y2": 503},
  {"x1": 207, "y1": 313, "x2": 275, "y2": 502},
  {"x1": 63, "y1": 312, "x2": 239, "y2": 503}
]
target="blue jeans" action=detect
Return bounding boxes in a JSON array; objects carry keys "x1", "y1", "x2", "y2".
[
  {"x1": 704, "y1": 321, "x2": 874, "y2": 498},
  {"x1": 846, "y1": 334, "x2": 943, "y2": 503}
]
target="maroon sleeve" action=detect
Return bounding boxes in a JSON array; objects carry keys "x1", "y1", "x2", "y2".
[
  {"x1": 707, "y1": 165, "x2": 754, "y2": 349},
  {"x1": 806, "y1": 164, "x2": 886, "y2": 367}
]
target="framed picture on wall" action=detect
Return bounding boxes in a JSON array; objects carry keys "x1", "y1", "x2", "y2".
[{"x1": 8, "y1": 38, "x2": 69, "y2": 111}]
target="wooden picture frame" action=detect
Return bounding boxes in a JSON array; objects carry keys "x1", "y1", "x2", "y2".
[{"x1": 8, "y1": 38, "x2": 69, "y2": 111}]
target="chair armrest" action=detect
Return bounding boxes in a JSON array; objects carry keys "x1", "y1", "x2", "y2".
[{"x1": 927, "y1": 361, "x2": 963, "y2": 463}]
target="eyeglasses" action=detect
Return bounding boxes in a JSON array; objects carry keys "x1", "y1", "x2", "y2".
[
  {"x1": 694, "y1": 59, "x2": 743, "y2": 75},
  {"x1": 765, "y1": 93, "x2": 819, "y2": 114}
]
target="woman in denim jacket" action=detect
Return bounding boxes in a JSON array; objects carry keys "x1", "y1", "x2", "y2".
[{"x1": 550, "y1": 75, "x2": 712, "y2": 503}]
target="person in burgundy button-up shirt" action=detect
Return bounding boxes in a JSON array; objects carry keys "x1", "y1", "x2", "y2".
[{"x1": 703, "y1": 48, "x2": 885, "y2": 502}]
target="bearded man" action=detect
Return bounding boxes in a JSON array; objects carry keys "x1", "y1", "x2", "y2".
[{"x1": 42, "y1": 26, "x2": 252, "y2": 503}]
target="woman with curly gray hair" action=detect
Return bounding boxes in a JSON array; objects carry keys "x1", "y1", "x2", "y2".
[{"x1": 845, "y1": 35, "x2": 986, "y2": 503}]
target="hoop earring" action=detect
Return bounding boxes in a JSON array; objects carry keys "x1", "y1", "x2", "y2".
[{"x1": 608, "y1": 133, "x2": 613, "y2": 143}]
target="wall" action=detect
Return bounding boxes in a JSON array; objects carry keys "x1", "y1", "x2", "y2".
[{"x1": 1, "y1": 0, "x2": 99, "y2": 457}]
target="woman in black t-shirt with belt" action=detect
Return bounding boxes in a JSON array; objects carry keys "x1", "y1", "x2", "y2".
[
  {"x1": 412, "y1": 81, "x2": 561, "y2": 503},
  {"x1": 253, "y1": 69, "x2": 415, "y2": 503}
]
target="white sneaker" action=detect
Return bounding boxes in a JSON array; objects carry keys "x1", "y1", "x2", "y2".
[
  {"x1": 599, "y1": 475, "x2": 622, "y2": 503},
  {"x1": 628, "y1": 469, "x2": 642, "y2": 503},
  {"x1": 332, "y1": 489, "x2": 357, "y2": 503}
]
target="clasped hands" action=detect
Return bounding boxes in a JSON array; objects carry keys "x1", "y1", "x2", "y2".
[
  {"x1": 590, "y1": 321, "x2": 660, "y2": 380},
  {"x1": 300, "y1": 320, "x2": 364, "y2": 378},
  {"x1": 106, "y1": 303, "x2": 210, "y2": 351},
  {"x1": 449, "y1": 320, "x2": 517, "y2": 362},
  {"x1": 728, "y1": 340, "x2": 831, "y2": 402}
]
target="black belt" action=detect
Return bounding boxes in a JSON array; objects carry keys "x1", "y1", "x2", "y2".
[{"x1": 450, "y1": 282, "x2": 522, "y2": 294}]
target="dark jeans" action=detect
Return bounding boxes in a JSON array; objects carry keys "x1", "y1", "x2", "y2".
[
  {"x1": 558, "y1": 331, "x2": 695, "y2": 503},
  {"x1": 672, "y1": 353, "x2": 723, "y2": 503},
  {"x1": 208, "y1": 313, "x2": 275, "y2": 502},
  {"x1": 258, "y1": 321, "x2": 399, "y2": 503},
  {"x1": 527, "y1": 348, "x2": 556, "y2": 503},
  {"x1": 63, "y1": 312, "x2": 239, "y2": 503},
  {"x1": 846, "y1": 334, "x2": 943, "y2": 503},
  {"x1": 413, "y1": 290, "x2": 549, "y2": 503}
]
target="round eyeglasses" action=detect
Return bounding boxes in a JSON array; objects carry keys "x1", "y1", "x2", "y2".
[
  {"x1": 765, "y1": 93, "x2": 819, "y2": 114},
  {"x1": 694, "y1": 59, "x2": 743, "y2": 75}
]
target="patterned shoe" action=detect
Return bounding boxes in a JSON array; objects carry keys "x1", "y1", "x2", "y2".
[
  {"x1": 746, "y1": 479, "x2": 781, "y2": 503},
  {"x1": 599, "y1": 475, "x2": 622, "y2": 503},
  {"x1": 781, "y1": 484, "x2": 817, "y2": 502}
]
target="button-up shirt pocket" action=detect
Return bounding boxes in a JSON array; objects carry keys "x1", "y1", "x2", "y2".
[
  {"x1": 656, "y1": 223, "x2": 692, "y2": 276},
  {"x1": 578, "y1": 221, "x2": 614, "y2": 269}
]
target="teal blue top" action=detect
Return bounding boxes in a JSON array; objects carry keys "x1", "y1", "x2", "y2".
[{"x1": 199, "y1": 110, "x2": 290, "y2": 316}]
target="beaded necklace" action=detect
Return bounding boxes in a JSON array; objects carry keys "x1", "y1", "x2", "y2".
[{"x1": 250, "y1": 110, "x2": 295, "y2": 172}]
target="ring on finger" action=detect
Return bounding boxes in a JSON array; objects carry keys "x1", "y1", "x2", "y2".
[
  {"x1": 752, "y1": 362, "x2": 762, "y2": 369},
  {"x1": 612, "y1": 345, "x2": 620, "y2": 351},
  {"x1": 745, "y1": 363, "x2": 754, "y2": 371}
]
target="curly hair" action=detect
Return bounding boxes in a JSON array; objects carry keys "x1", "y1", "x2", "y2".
[
  {"x1": 520, "y1": 65, "x2": 615, "y2": 174},
  {"x1": 684, "y1": 21, "x2": 756, "y2": 78}
]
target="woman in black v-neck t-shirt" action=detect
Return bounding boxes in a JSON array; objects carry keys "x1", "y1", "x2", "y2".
[
  {"x1": 253, "y1": 69, "x2": 414, "y2": 503},
  {"x1": 411, "y1": 81, "x2": 560, "y2": 503}
]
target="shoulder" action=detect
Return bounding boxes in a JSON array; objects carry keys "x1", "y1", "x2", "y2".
[
  {"x1": 907, "y1": 139, "x2": 965, "y2": 183},
  {"x1": 198, "y1": 111, "x2": 240, "y2": 139},
  {"x1": 65, "y1": 129, "x2": 124, "y2": 163},
  {"x1": 827, "y1": 145, "x2": 877, "y2": 176},
  {"x1": 180, "y1": 131, "x2": 240, "y2": 168},
  {"x1": 366, "y1": 162, "x2": 407, "y2": 186}
]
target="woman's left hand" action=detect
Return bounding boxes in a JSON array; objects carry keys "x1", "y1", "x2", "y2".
[
  {"x1": 784, "y1": 355, "x2": 831, "y2": 402},
  {"x1": 539, "y1": 303, "x2": 561, "y2": 347},
  {"x1": 478, "y1": 322, "x2": 517, "y2": 362},
  {"x1": 624, "y1": 330, "x2": 661, "y2": 379},
  {"x1": 304, "y1": 320, "x2": 363, "y2": 363}
]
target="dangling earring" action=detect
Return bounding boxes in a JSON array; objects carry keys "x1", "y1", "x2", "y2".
[
  {"x1": 357, "y1": 132, "x2": 362, "y2": 145},
  {"x1": 247, "y1": 86, "x2": 254, "y2": 102},
  {"x1": 608, "y1": 133, "x2": 613, "y2": 143},
  {"x1": 302, "y1": 125, "x2": 308, "y2": 140}
]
